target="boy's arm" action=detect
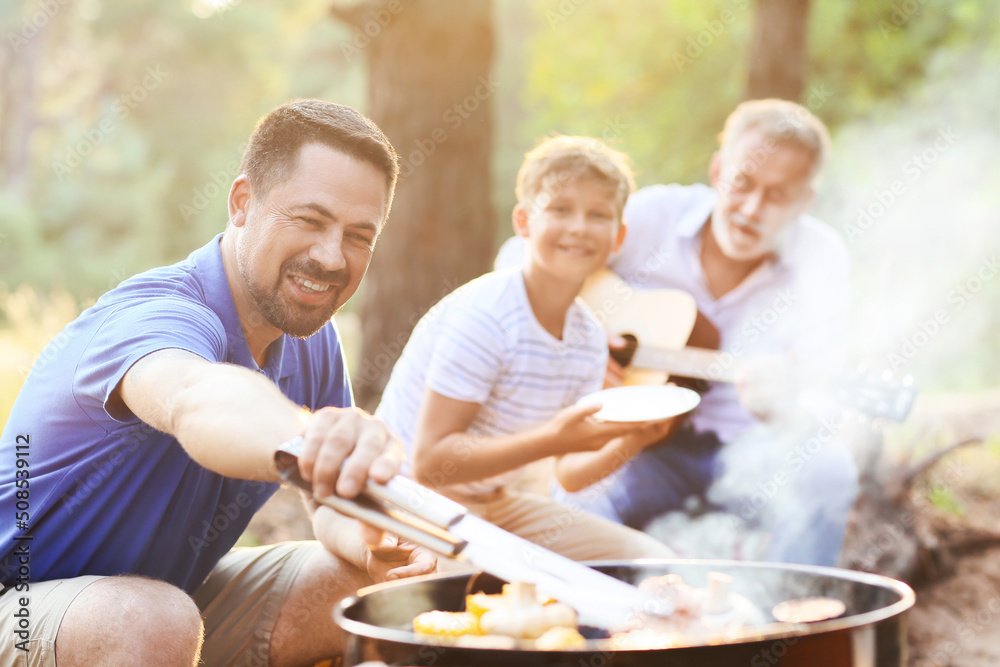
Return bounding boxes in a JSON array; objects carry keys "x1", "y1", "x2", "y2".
[
  {"x1": 411, "y1": 388, "x2": 640, "y2": 488},
  {"x1": 553, "y1": 417, "x2": 683, "y2": 492}
]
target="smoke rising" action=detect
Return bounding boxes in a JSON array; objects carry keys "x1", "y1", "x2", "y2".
[
  {"x1": 813, "y1": 47, "x2": 1000, "y2": 391},
  {"x1": 646, "y1": 45, "x2": 1000, "y2": 563}
]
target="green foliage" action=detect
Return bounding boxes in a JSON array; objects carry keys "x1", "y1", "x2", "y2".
[
  {"x1": 6, "y1": 0, "x2": 996, "y2": 299},
  {"x1": 925, "y1": 481, "x2": 964, "y2": 517},
  {"x1": 807, "y1": 0, "x2": 1000, "y2": 126},
  {"x1": 2, "y1": 0, "x2": 999, "y2": 398},
  {"x1": 520, "y1": 0, "x2": 750, "y2": 188},
  {"x1": 516, "y1": 0, "x2": 1000, "y2": 189},
  {"x1": 1, "y1": 0, "x2": 365, "y2": 300}
]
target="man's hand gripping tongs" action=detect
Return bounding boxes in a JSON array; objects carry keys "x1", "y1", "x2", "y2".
[{"x1": 275, "y1": 437, "x2": 672, "y2": 629}]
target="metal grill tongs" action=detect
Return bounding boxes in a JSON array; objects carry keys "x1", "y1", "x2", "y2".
[{"x1": 275, "y1": 438, "x2": 673, "y2": 629}]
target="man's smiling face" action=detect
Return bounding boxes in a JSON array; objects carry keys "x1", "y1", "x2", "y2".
[{"x1": 233, "y1": 142, "x2": 388, "y2": 338}]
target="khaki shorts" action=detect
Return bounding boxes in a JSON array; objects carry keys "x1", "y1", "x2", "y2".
[
  {"x1": 0, "y1": 541, "x2": 321, "y2": 667},
  {"x1": 455, "y1": 489, "x2": 675, "y2": 561},
  {"x1": 0, "y1": 575, "x2": 102, "y2": 667}
]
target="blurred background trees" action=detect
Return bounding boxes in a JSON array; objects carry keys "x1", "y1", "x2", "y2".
[
  {"x1": 1, "y1": 0, "x2": 998, "y2": 415},
  {"x1": 332, "y1": 0, "x2": 497, "y2": 408},
  {"x1": 746, "y1": 0, "x2": 809, "y2": 100}
]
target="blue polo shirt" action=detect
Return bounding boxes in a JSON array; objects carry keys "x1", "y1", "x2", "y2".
[{"x1": 0, "y1": 234, "x2": 352, "y2": 593}]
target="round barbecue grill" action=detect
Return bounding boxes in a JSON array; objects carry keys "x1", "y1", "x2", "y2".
[{"x1": 335, "y1": 559, "x2": 915, "y2": 666}]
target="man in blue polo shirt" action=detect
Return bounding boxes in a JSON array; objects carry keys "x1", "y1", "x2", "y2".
[{"x1": 0, "y1": 100, "x2": 434, "y2": 666}]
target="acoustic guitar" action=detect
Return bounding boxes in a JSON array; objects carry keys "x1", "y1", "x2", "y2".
[{"x1": 579, "y1": 269, "x2": 916, "y2": 423}]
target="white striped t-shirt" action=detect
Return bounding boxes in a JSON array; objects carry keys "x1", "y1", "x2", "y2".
[{"x1": 375, "y1": 268, "x2": 608, "y2": 496}]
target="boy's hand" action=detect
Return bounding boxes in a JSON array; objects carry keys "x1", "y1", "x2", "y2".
[
  {"x1": 734, "y1": 353, "x2": 797, "y2": 423},
  {"x1": 547, "y1": 403, "x2": 646, "y2": 453},
  {"x1": 624, "y1": 414, "x2": 684, "y2": 451},
  {"x1": 622, "y1": 381, "x2": 687, "y2": 449},
  {"x1": 312, "y1": 506, "x2": 438, "y2": 584},
  {"x1": 359, "y1": 526, "x2": 439, "y2": 583}
]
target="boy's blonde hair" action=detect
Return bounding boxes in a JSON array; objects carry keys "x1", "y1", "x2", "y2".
[
  {"x1": 515, "y1": 136, "x2": 636, "y2": 216},
  {"x1": 719, "y1": 99, "x2": 830, "y2": 183}
]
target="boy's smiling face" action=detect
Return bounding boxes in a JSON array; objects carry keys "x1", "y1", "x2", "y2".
[{"x1": 514, "y1": 174, "x2": 626, "y2": 283}]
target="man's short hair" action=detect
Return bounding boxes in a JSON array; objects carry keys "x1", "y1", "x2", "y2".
[
  {"x1": 719, "y1": 99, "x2": 831, "y2": 183},
  {"x1": 239, "y1": 99, "x2": 400, "y2": 213},
  {"x1": 515, "y1": 135, "x2": 636, "y2": 216}
]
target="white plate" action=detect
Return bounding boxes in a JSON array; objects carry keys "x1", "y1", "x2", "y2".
[{"x1": 575, "y1": 385, "x2": 701, "y2": 423}]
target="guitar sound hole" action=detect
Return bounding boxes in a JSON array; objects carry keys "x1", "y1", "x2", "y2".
[
  {"x1": 610, "y1": 333, "x2": 639, "y2": 367},
  {"x1": 673, "y1": 376, "x2": 713, "y2": 394}
]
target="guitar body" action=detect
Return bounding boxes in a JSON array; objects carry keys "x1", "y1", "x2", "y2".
[
  {"x1": 579, "y1": 270, "x2": 917, "y2": 422},
  {"x1": 580, "y1": 269, "x2": 710, "y2": 386}
]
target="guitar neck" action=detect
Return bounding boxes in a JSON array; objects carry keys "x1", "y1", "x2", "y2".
[
  {"x1": 630, "y1": 345, "x2": 737, "y2": 384},
  {"x1": 627, "y1": 345, "x2": 918, "y2": 422}
]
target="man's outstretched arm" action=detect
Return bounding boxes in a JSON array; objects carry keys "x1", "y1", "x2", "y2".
[{"x1": 116, "y1": 348, "x2": 401, "y2": 498}]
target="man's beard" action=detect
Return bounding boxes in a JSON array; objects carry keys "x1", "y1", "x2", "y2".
[{"x1": 242, "y1": 255, "x2": 351, "y2": 339}]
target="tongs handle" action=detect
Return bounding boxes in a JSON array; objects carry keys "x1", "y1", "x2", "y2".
[
  {"x1": 366, "y1": 475, "x2": 468, "y2": 530},
  {"x1": 274, "y1": 438, "x2": 675, "y2": 628},
  {"x1": 274, "y1": 439, "x2": 465, "y2": 557}
]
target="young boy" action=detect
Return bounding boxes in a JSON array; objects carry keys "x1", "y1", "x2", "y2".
[{"x1": 375, "y1": 136, "x2": 675, "y2": 560}]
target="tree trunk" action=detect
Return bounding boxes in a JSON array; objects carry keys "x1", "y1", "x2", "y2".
[
  {"x1": 0, "y1": 16, "x2": 46, "y2": 200},
  {"x1": 746, "y1": 0, "x2": 810, "y2": 101},
  {"x1": 334, "y1": 0, "x2": 497, "y2": 410}
]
